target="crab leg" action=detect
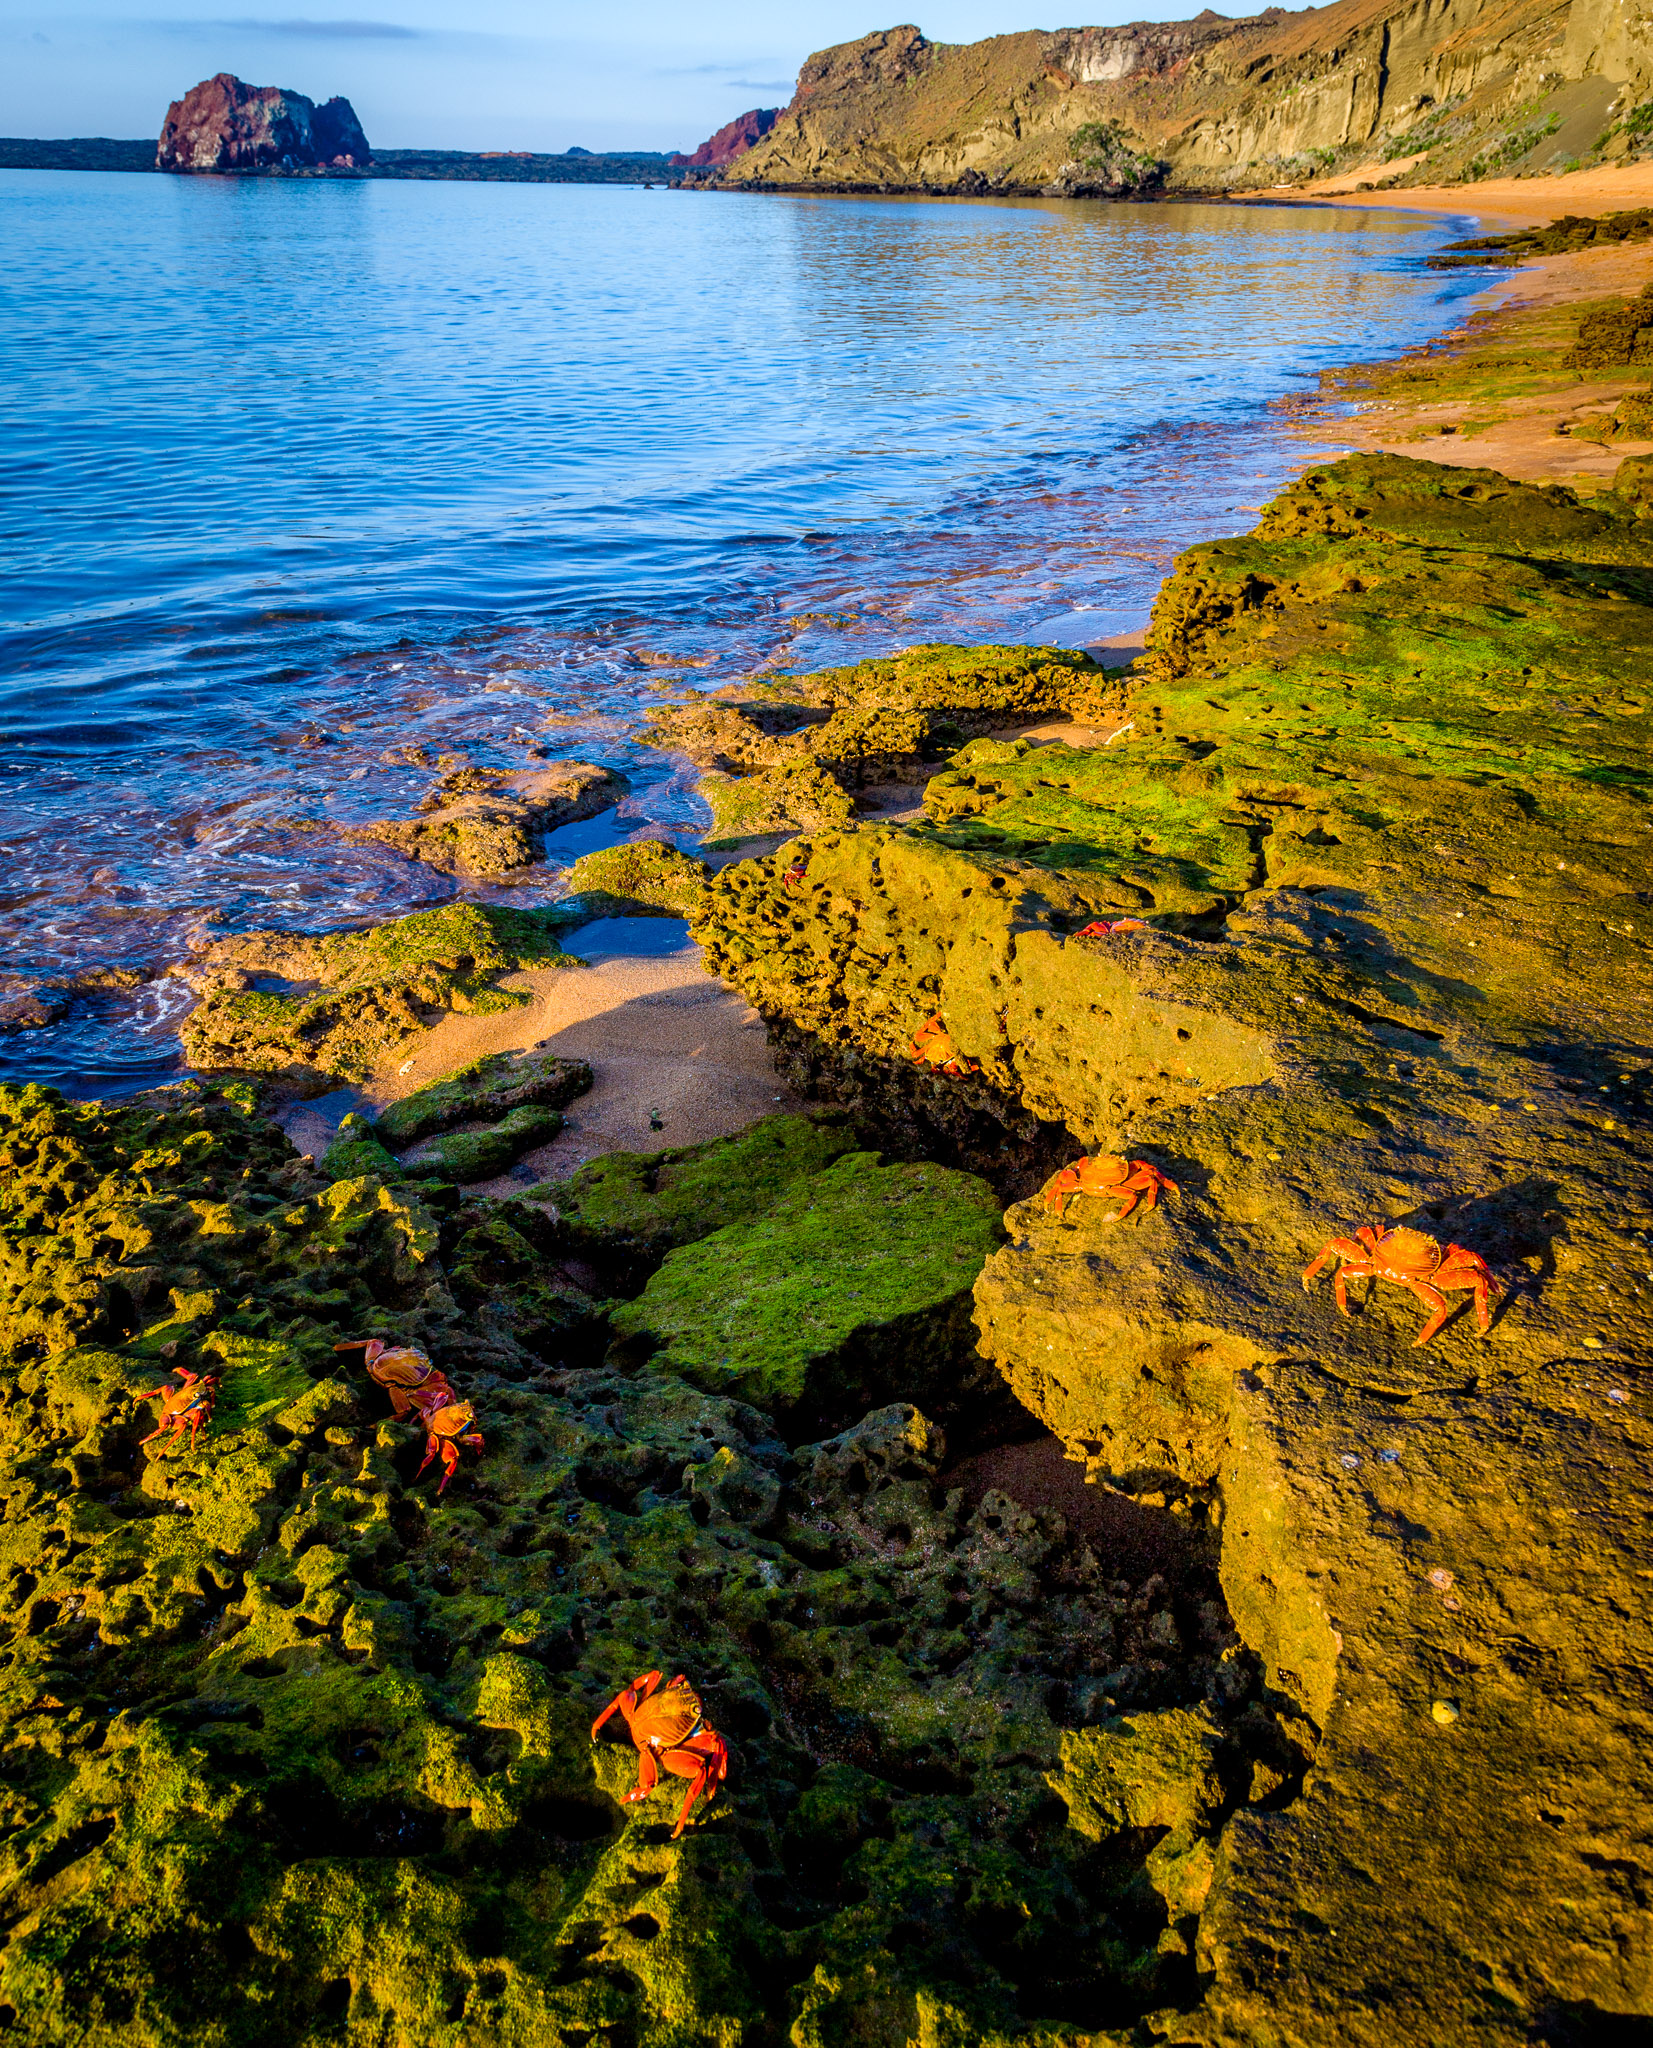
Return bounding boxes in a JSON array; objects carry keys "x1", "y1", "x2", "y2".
[
  {"x1": 671, "y1": 1758, "x2": 712, "y2": 1837},
  {"x1": 626, "y1": 1748, "x2": 661, "y2": 1803},
  {"x1": 591, "y1": 1671, "x2": 663, "y2": 1741},
  {"x1": 1406, "y1": 1280, "x2": 1453, "y2": 1348}
]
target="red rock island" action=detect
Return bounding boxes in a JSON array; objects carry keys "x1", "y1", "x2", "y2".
[{"x1": 156, "y1": 73, "x2": 372, "y2": 172}]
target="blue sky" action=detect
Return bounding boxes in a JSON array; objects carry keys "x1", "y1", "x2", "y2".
[{"x1": 0, "y1": 2, "x2": 1249, "y2": 152}]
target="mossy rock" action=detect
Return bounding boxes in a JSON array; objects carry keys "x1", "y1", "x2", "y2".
[
  {"x1": 527, "y1": 1111, "x2": 861, "y2": 1260},
  {"x1": 608, "y1": 1151, "x2": 1005, "y2": 1429},
  {"x1": 375, "y1": 1048, "x2": 593, "y2": 1150},
  {"x1": 180, "y1": 903, "x2": 586, "y2": 1083},
  {"x1": 645, "y1": 647, "x2": 1127, "y2": 849},
  {"x1": 320, "y1": 1112, "x2": 399, "y2": 1181},
  {"x1": 397, "y1": 1104, "x2": 562, "y2": 1183},
  {"x1": 562, "y1": 839, "x2": 709, "y2": 916},
  {"x1": 0, "y1": 1077, "x2": 1261, "y2": 2045},
  {"x1": 683, "y1": 452, "x2": 1653, "y2": 2042}
]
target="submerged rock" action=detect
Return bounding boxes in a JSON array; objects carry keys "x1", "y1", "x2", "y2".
[{"x1": 346, "y1": 761, "x2": 628, "y2": 878}]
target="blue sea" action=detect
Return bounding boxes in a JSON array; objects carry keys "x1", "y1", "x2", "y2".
[{"x1": 0, "y1": 170, "x2": 1488, "y2": 1092}]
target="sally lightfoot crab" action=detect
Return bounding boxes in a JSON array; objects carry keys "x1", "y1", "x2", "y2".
[
  {"x1": 1302, "y1": 1225, "x2": 1496, "y2": 1347},
  {"x1": 909, "y1": 1013, "x2": 981, "y2": 1077},
  {"x1": 334, "y1": 1337, "x2": 483, "y2": 1492},
  {"x1": 1044, "y1": 1155, "x2": 1178, "y2": 1221},
  {"x1": 591, "y1": 1671, "x2": 729, "y2": 1838},
  {"x1": 134, "y1": 1365, "x2": 220, "y2": 1454}
]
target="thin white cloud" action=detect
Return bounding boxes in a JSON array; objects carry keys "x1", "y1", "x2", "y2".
[{"x1": 158, "y1": 15, "x2": 423, "y2": 37}]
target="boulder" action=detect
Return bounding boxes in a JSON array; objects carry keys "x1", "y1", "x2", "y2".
[
  {"x1": 346, "y1": 761, "x2": 628, "y2": 878},
  {"x1": 526, "y1": 1109, "x2": 860, "y2": 1260},
  {"x1": 608, "y1": 1150, "x2": 1006, "y2": 1435},
  {"x1": 156, "y1": 73, "x2": 371, "y2": 172},
  {"x1": 178, "y1": 901, "x2": 583, "y2": 1082}
]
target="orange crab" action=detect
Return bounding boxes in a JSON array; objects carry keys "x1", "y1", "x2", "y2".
[
  {"x1": 591, "y1": 1671, "x2": 729, "y2": 1838},
  {"x1": 1074, "y1": 918, "x2": 1148, "y2": 939},
  {"x1": 909, "y1": 1013, "x2": 981, "y2": 1077},
  {"x1": 1302, "y1": 1225, "x2": 1496, "y2": 1348},
  {"x1": 1044, "y1": 1154, "x2": 1178, "y2": 1221},
  {"x1": 134, "y1": 1365, "x2": 220, "y2": 1454},
  {"x1": 782, "y1": 858, "x2": 809, "y2": 891},
  {"x1": 333, "y1": 1337, "x2": 483, "y2": 1493}
]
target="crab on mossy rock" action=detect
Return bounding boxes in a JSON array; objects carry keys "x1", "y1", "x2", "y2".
[
  {"x1": 526, "y1": 1110, "x2": 860, "y2": 1260},
  {"x1": 608, "y1": 1150, "x2": 1006, "y2": 1433},
  {"x1": 0, "y1": 1077, "x2": 1271, "y2": 2045},
  {"x1": 179, "y1": 902, "x2": 587, "y2": 1083}
]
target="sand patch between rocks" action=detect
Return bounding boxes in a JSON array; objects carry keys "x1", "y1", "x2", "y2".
[{"x1": 281, "y1": 930, "x2": 804, "y2": 1191}]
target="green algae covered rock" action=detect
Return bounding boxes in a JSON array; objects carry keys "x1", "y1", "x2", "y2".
[
  {"x1": 562, "y1": 837, "x2": 709, "y2": 915},
  {"x1": 0, "y1": 1078, "x2": 1279, "y2": 2046},
  {"x1": 682, "y1": 452, "x2": 1653, "y2": 2042},
  {"x1": 320, "y1": 1110, "x2": 400, "y2": 1180},
  {"x1": 528, "y1": 1109, "x2": 860, "y2": 1259},
  {"x1": 609, "y1": 1150, "x2": 1005, "y2": 1428},
  {"x1": 396, "y1": 1102, "x2": 562, "y2": 1182},
  {"x1": 179, "y1": 902, "x2": 586, "y2": 1083},
  {"x1": 644, "y1": 644, "x2": 1127, "y2": 848},
  {"x1": 375, "y1": 1046, "x2": 592, "y2": 1150}
]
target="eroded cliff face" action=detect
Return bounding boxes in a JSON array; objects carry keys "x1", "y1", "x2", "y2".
[{"x1": 726, "y1": 1, "x2": 1647, "y2": 195}]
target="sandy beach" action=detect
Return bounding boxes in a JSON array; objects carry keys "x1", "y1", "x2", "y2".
[{"x1": 1265, "y1": 155, "x2": 1653, "y2": 227}]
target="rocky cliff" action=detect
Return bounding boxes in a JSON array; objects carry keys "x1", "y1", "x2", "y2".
[
  {"x1": 157, "y1": 74, "x2": 371, "y2": 173},
  {"x1": 725, "y1": 3, "x2": 1652, "y2": 196},
  {"x1": 669, "y1": 107, "x2": 781, "y2": 169}
]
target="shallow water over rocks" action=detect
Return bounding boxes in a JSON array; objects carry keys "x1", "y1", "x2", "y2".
[{"x1": 0, "y1": 171, "x2": 1486, "y2": 1092}]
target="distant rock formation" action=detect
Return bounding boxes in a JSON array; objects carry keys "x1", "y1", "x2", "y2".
[
  {"x1": 156, "y1": 73, "x2": 371, "y2": 173},
  {"x1": 670, "y1": 107, "x2": 780, "y2": 170},
  {"x1": 726, "y1": 1, "x2": 1650, "y2": 196}
]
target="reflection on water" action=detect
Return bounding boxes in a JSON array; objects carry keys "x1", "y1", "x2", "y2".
[{"x1": 0, "y1": 173, "x2": 1490, "y2": 1092}]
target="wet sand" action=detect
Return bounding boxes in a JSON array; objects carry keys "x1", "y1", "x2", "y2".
[{"x1": 1290, "y1": 230, "x2": 1653, "y2": 488}]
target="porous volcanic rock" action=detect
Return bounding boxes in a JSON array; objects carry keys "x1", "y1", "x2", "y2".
[
  {"x1": 156, "y1": 72, "x2": 371, "y2": 172},
  {"x1": 0, "y1": 1077, "x2": 1279, "y2": 2042},
  {"x1": 345, "y1": 760, "x2": 628, "y2": 877},
  {"x1": 688, "y1": 451, "x2": 1653, "y2": 2041},
  {"x1": 642, "y1": 642, "x2": 1124, "y2": 845},
  {"x1": 178, "y1": 901, "x2": 585, "y2": 1082}
]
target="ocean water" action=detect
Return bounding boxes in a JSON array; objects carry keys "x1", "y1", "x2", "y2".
[{"x1": 0, "y1": 170, "x2": 1489, "y2": 1094}]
